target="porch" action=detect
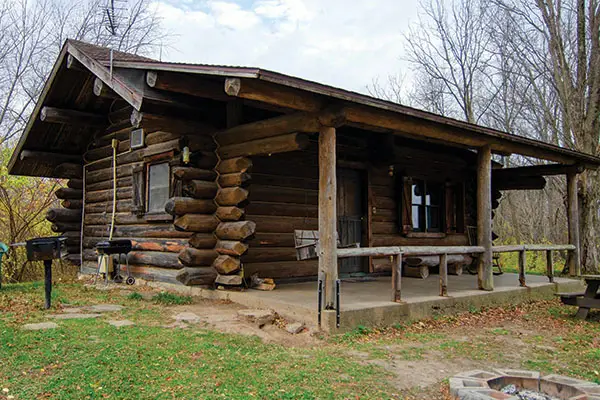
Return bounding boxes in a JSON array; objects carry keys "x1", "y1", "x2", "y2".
[{"x1": 198, "y1": 273, "x2": 583, "y2": 332}]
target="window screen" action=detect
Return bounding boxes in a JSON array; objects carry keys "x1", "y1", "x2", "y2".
[{"x1": 147, "y1": 162, "x2": 170, "y2": 213}]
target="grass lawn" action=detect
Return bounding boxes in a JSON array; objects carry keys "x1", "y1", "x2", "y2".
[{"x1": 1, "y1": 281, "x2": 599, "y2": 399}]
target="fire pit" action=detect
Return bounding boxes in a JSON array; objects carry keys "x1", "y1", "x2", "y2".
[{"x1": 449, "y1": 369, "x2": 600, "y2": 400}]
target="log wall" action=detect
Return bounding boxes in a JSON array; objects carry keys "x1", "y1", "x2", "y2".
[
  {"x1": 48, "y1": 181, "x2": 83, "y2": 265},
  {"x1": 243, "y1": 131, "x2": 475, "y2": 279}
]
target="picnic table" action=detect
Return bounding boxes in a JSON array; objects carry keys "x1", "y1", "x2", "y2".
[{"x1": 559, "y1": 275, "x2": 600, "y2": 320}]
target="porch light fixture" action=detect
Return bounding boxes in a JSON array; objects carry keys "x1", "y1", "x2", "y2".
[{"x1": 182, "y1": 146, "x2": 190, "y2": 164}]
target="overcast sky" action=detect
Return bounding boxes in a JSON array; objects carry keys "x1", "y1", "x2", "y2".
[{"x1": 153, "y1": 0, "x2": 419, "y2": 95}]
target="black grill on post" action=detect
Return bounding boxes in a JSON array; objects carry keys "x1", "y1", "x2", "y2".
[{"x1": 25, "y1": 236, "x2": 68, "y2": 309}]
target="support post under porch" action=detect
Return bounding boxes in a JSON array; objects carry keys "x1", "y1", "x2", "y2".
[
  {"x1": 318, "y1": 126, "x2": 338, "y2": 310},
  {"x1": 567, "y1": 172, "x2": 581, "y2": 276},
  {"x1": 477, "y1": 145, "x2": 493, "y2": 291}
]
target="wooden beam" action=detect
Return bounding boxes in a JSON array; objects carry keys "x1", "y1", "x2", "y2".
[
  {"x1": 567, "y1": 172, "x2": 581, "y2": 276},
  {"x1": 218, "y1": 133, "x2": 310, "y2": 159},
  {"x1": 66, "y1": 54, "x2": 86, "y2": 72},
  {"x1": 493, "y1": 176, "x2": 546, "y2": 191},
  {"x1": 20, "y1": 150, "x2": 81, "y2": 164},
  {"x1": 225, "y1": 78, "x2": 322, "y2": 112},
  {"x1": 93, "y1": 77, "x2": 118, "y2": 98},
  {"x1": 215, "y1": 110, "x2": 345, "y2": 147},
  {"x1": 318, "y1": 126, "x2": 337, "y2": 310},
  {"x1": 477, "y1": 145, "x2": 493, "y2": 291},
  {"x1": 146, "y1": 70, "x2": 229, "y2": 100},
  {"x1": 40, "y1": 106, "x2": 106, "y2": 126},
  {"x1": 493, "y1": 164, "x2": 584, "y2": 180},
  {"x1": 439, "y1": 254, "x2": 448, "y2": 296},
  {"x1": 518, "y1": 250, "x2": 526, "y2": 287},
  {"x1": 546, "y1": 250, "x2": 554, "y2": 283},
  {"x1": 53, "y1": 163, "x2": 83, "y2": 179},
  {"x1": 392, "y1": 254, "x2": 402, "y2": 302}
]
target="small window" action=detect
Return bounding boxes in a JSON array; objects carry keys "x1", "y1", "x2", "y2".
[
  {"x1": 147, "y1": 162, "x2": 170, "y2": 213},
  {"x1": 411, "y1": 179, "x2": 443, "y2": 232}
]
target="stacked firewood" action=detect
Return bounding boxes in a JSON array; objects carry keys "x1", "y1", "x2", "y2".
[
  {"x1": 212, "y1": 156, "x2": 256, "y2": 287},
  {"x1": 47, "y1": 179, "x2": 83, "y2": 264}
]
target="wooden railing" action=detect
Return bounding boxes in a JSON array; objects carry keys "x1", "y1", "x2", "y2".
[
  {"x1": 492, "y1": 244, "x2": 575, "y2": 285},
  {"x1": 337, "y1": 246, "x2": 485, "y2": 302}
]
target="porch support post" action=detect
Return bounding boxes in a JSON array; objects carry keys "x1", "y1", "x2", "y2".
[
  {"x1": 318, "y1": 126, "x2": 338, "y2": 310},
  {"x1": 567, "y1": 172, "x2": 581, "y2": 276},
  {"x1": 477, "y1": 145, "x2": 493, "y2": 291}
]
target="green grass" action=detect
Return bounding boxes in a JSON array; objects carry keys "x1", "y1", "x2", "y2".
[
  {"x1": 127, "y1": 292, "x2": 143, "y2": 301},
  {"x1": 152, "y1": 291, "x2": 192, "y2": 305},
  {"x1": 0, "y1": 282, "x2": 395, "y2": 399}
]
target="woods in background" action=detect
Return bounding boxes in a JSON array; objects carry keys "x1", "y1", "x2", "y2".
[
  {"x1": 371, "y1": 0, "x2": 600, "y2": 273},
  {"x1": 0, "y1": 0, "x2": 166, "y2": 283}
]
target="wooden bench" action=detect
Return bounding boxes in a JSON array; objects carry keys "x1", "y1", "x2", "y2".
[{"x1": 558, "y1": 276, "x2": 600, "y2": 320}]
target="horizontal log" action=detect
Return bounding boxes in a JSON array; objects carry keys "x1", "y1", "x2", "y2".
[
  {"x1": 144, "y1": 138, "x2": 181, "y2": 158},
  {"x1": 215, "y1": 221, "x2": 256, "y2": 240},
  {"x1": 55, "y1": 187, "x2": 83, "y2": 200},
  {"x1": 86, "y1": 176, "x2": 133, "y2": 192},
  {"x1": 249, "y1": 233, "x2": 296, "y2": 248},
  {"x1": 178, "y1": 247, "x2": 218, "y2": 267},
  {"x1": 492, "y1": 163, "x2": 584, "y2": 180},
  {"x1": 172, "y1": 167, "x2": 216, "y2": 181},
  {"x1": 371, "y1": 234, "x2": 468, "y2": 247},
  {"x1": 372, "y1": 222, "x2": 398, "y2": 235},
  {"x1": 212, "y1": 254, "x2": 241, "y2": 275},
  {"x1": 183, "y1": 180, "x2": 218, "y2": 199},
  {"x1": 252, "y1": 215, "x2": 317, "y2": 234},
  {"x1": 85, "y1": 187, "x2": 132, "y2": 203},
  {"x1": 146, "y1": 70, "x2": 229, "y2": 101},
  {"x1": 84, "y1": 140, "x2": 130, "y2": 162},
  {"x1": 61, "y1": 231, "x2": 81, "y2": 239},
  {"x1": 191, "y1": 151, "x2": 219, "y2": 169},
  {"x1": 215, "y1": 240, "x2": 249, "y2": 256},
  {"x1": 492, "y1": 244, "x2": 576, "y2": 252},
  {"x1": 174, "y1": 214, "x2": 219, "y2": 232},
  {"x1": 494, "y1": 176, "x2": 546, "y2": 191},
  {"x1": 217, "y1": 157, "x2": 252, "y2": 174},
  {"x1": 249, "y1": 185, "x2": 318, "y2": 205},
  {"x1": 130, "y1": 110, "x2": 216, "y2": 135},
  {"x1": 46, "y1": 208, "x2": 82, "y2": 223},
  {"x1": 84, "y1": 212, "x2": 145, "y2": 226},
  {"x1": 405, "y1": 255, "x2": 472, "y2": 267},
  {"x1": 165, "y1": 197, "x2": 217, "y2": 216},
  {"x1": 218, "y1": 172, "x2": 251, "y2": 187},
  {"x1": 83, "y1": 237, "x2": 187, "y2": 253},
  {"x1": 65, "y1": 254, "x2": 82, "y2": 266},
  {"x1": 117, "y1": 251, "x2": 183, "y2": 269},
  {"x1": 85, "y1": 199, "x2": 132, "y2": 214},
  {"x1": 84, "y1": 224, "x2": 193, "y2": 239},
  {"x1": 337, "y1": 245, "x2": 484, "y2": 258},
  {"x1": 215, "y1": 206, "x2": 245, "y2": 221},
  {"x1": 54, "y1": 163, "x2": 83, "y2": 179},
  {"x1": 244, "y1": 260, "x2": 318, "y2": 279},
  {"x1": 218, "y1": 133, "x2": 310, "y2": 159},
  {"x1": 245, "y1": 201, "x2": 318, "y2": 218},
  {"x1": 145, "y1": 131, "x2": 181, "y2": 146},
  {"x1": 251, "y1": 173, "x2": 318, "y2": 190},
  {"x1": 67, "y1": 179, "x2": 83, "y2": 189},
  {"x1": 176, "y1": 267, "x2": 217, "y2": 286},
  {"x1": 189, "y1": 233, "x2": 218, "y2": 249},
  {"x1": 242, "y1": 247, "x2": 296, "y2": 263},
  {"x1": 40, "y1": 106, "x2": 106, "y2": 126},
  {"x1": 215, "y1": 273, "x2": 243, "y2": 286},
  {"x1": 86, "y1": 164, "x2": 132, "y2": 184},
  {"x1": 215, "y1": 187, "x2": 249, "y2": 206},
  {"x1": 51, "y1": 222, "x2": 81, "y2": 233},
  {"x1": 216, "y1": 111, "x2": 339, "y2": 146}
]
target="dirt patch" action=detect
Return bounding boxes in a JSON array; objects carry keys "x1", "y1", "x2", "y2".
[{"x1": 171, "y1": 299, "x2": 319, "y2": 347}]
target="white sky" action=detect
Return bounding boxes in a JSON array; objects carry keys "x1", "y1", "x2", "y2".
[{"x1": 153, "y1": 0, "x2": 419, "y2": 94}]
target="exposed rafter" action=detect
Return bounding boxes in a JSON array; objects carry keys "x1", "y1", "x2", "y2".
[{"x1": 40, "y1": 106, "x2": 106, "y2": 126}]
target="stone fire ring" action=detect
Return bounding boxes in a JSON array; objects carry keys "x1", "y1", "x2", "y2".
[{"x1": 449, "y1": 369, "x2": 600, "y2": 400}]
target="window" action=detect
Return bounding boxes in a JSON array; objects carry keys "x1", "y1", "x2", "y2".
[
  {"x1": 410, "y1": 179, "x2": 443, "y2": 233},
  {"x1": 147, "y1": 162, "x2": 170, "y2": 214}
]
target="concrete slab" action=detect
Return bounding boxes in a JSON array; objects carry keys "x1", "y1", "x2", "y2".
[
  {"x1": 107, "y1": 320, "x2": 135, "y2": 328},
  {"x1": 87, "y1": 304, "x2": 124, "y2": 312},
  {"x1": 172, "y1": 312, "x2": 201, "y2": 323},
  {"x1": 22, "y1": 322, "x2": 59, "y2": 331}
]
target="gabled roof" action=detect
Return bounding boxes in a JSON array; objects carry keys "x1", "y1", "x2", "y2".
[{"x1": 8, "y1": 39, "x2": 600, "y2": 178}]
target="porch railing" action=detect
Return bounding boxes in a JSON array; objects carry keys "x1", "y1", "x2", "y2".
[
  {"x1": 492, "y1": 244, "x2": 576, "y2": 286},
  {"x1": 336, "y1": 244, "x2": 574, "y2": 303}
]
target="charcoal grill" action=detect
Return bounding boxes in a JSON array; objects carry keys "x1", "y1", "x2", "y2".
[
  {"x1": 24, "y1": 236, "x2": 68, "y2": 309},
  {"x1": 95, "y1": 239, "x2": 134, "y2": 285}
]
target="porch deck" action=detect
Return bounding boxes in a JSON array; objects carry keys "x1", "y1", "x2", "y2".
[{"x1": 194, "y1": 273, "x2": 584, "y2": 332}]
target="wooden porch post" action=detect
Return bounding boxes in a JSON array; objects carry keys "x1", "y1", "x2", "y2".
[
  {"x1": 477, "y1": 145, "x2": 493, "y2": 291},
  {"x1": 567, "y1": 172, "x2": 581, "y2": 276},
  {"x1": 318, "y1": 126, "x2": 338, "y2": 310}
]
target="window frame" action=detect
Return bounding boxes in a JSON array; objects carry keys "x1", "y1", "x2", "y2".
[
  {"x1": 410, "y1": 179, "x2": 444, "y2": 233},
  {"x1": 145, "y1": 160, "x2": 172, "y2": 217}
]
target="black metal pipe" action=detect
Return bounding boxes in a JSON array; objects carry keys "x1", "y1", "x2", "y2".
[
  {"x1": 335, "y1": 279, "x2": 341, "y2": 328},
  {"x1": 44, "y1": 260, "x2": 52, "y2": 309},
  {"x1": 317, "y1": 279, "x2": 323, "y2": 326}
]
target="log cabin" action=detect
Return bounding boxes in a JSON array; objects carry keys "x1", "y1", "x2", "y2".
[{"x1": 8, "y1": 40, "x2": 600, "y2": 322}]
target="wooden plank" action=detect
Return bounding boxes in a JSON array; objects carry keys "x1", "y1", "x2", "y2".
[
  {"x1": 546, "y1": 250, "x2": 554, "y2": 283},
  {"x1": 492, "y1": 164, "x2": 584, "y2": 180},
  {"x1": 218, "y1": 133, "x2": 310, "y2": 159},
  {"x1": 392, "y1": 254, "x2": 402, "y2": 302},
  {"x1": 518, "y1": 250, "x2": 526, "y2": 287},
  {"x1": 567, "y1": 172, "x2": 581, "y2": 276},
  {"x1": 477, "y1": 145, "x2": 493, "y2": 291},
  {"x1": 40, "y1": 106, "x2": 106, "y2": 126},
  {"x1": 439, "y1": 254, "x2": 448, "y2": 296},
  {"x1": 217, "y1": 157, "x2": 252, "y2": 174},
  {"x1": 318, "y1": 126, "x2": 337, "y2": 310}
]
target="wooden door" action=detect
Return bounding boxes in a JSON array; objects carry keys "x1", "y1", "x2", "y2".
[{"x1": 337, "y1": 168, "x2": 366, "y2": 275}]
